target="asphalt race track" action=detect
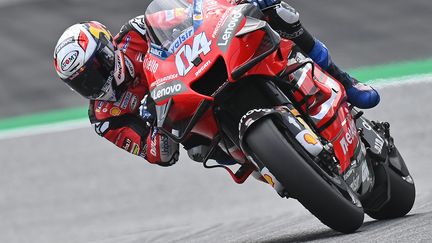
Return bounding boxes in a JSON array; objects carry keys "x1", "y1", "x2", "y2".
[
  {"x1": 1, "y1": 0, "x2": 432, "y2": 242},
  {"x1": 1, "y1": 80, "x2": 432, "y2": 243}
]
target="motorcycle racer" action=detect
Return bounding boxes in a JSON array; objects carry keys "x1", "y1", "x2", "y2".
[
  {"x1": 54, "y1": 20, "x2": 179, "y2": 166},
  {"x1": 53, "y1": 0, "x2": 380, "y2": 167}
]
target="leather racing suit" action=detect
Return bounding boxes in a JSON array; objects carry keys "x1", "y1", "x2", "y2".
[{"x1": 89, "y1": 16, "x2": 179, "y2": 166}]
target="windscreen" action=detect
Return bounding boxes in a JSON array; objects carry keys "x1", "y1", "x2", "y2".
[{"x1": 145, "y1": 0, "x2": 194, "y2": 54}]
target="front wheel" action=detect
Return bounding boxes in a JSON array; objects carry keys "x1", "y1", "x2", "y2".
[{"x1": 245, "y1": 118, "x2": 364, "y2": 233}]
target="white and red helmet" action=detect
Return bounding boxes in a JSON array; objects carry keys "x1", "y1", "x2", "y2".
[{"x1": 54, "y1": 21, "x2": 117, "y2": 101}]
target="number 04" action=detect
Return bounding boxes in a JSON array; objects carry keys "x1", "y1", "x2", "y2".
[{"x1": 175, "y1": 32, "x2": 212, "y2": 76}]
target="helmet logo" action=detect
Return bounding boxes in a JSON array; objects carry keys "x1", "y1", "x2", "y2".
[
  {"x1": 88, "y1": 25, "x2": 111, "y2": 41},
  {"x1": 61, "y1": 50, "x2": 79, "y2": 71}
]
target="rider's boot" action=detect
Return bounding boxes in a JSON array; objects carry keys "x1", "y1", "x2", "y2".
[{"x1": 308, "y1": 39, "x2": 380, "y2": 109}]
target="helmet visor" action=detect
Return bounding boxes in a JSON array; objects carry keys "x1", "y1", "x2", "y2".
[{"x1": 65, "y1": 39, "x2": 115, "y2": 99}]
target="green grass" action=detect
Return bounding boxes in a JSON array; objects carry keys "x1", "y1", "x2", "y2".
[{"x1": 0, "y1": 106, "x2": 88, "y2": 131}]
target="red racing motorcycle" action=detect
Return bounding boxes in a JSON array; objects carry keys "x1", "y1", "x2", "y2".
[{"x1": 143, "y1": 0, "x2": 415, "y2": 233}]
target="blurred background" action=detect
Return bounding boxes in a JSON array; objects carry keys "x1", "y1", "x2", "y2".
[
  {"x1": 0, "y1": 0, "x2": 431, "y2": 118},
  {"x1": 0, "y1": 1, "x2": 431, "y2": 243}
]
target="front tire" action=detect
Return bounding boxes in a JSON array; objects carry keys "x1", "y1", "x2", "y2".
[{"x1": 245, "y1": 118, "x2": 364, "y2": 233}]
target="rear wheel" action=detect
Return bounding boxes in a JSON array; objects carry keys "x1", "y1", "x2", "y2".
[
  {"x1": 245, "y1": 118, "x2": 364, "y2": 233},
  {"x1": 366, "y1": 148, "x2": 415, "y2": 219}
]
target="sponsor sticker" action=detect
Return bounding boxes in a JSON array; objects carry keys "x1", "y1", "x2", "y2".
[
  {"x1": 122, "y1": 138, "x2": 132, "y2": 151},
  {"x1": 193, "y1": 14, "x2": 203, "y2": 21},
  {"x1": 151, "y1": 80, "x2": 187, "y2": 102},
  {"x1": 150, "y1": 136, "x2": 157, "y2": 157},
  {"x1": 121, "y1": 92, "x2": 132, "y2": 109},
  {"x1": 260, "y1": 167, "x2": 284, "y2": 194},
  {"x1": 61, "y1": 50, "x2": 79, "y2": 71},
  {"x1": 151, "y1": 74, "x2": 179, "y2": 88},
  {"x1": 149, "y1": 44, "x2": 169, "y2": 59},
  {"x1": 339, "y1": 120, "x2": 358, "y2": 155},
  {"x1": 150, "y1": 46, "x2": 163, "y2": 57},
  {"x1": 122, "y1": 35, "x2": 131, "y2": 53},
  {"x1": 217, "y1": 9, "x2": 243, "y2": 52},
  {"x1": 96, "y1": 101, "x2": 104, "y2": 112},
  {"x1": 263, "y1": 174, "x2": 275, "y2": 187},
  {"x1": 304, "y1": 133, "x2": 318, "y2": 145},
  {"x1": 114, "y1": 51, "x2": 125, "y2": 83},
  {"x1": 132, "y1": 143, "x2": 140, "y2": 155},
  {"x1": 195, "y1": 60, "x2": 211, "y2": 77},
  {"x1": 130, "y1": 95, "x2": 138, "y2": 110},
  {"x1": 212, "y1": 8, "x2": 231, "y2": 38},
  {"x1": 193, "y1": 0, "x2": 204, "y2": 29},
  {"x1": 55, "y1": 37, "x2": 75, "y2": 55},
  {"x1": 110, "y1": 107, "x2": 122, "y2": 116},
  {"x1": 124, "y1": 55, "x2": 135, "y2": 78},
  {"x1": 168, "y1": 27, "x2": 194, "y2": 53},
  {"x1": 374, "y1": 137, "x2": 385, "y2": 154},
  {"x1": 114, "y1": 92, "x2": 125, "y2": 106},
  {"x1": 205, "y1": 0, "x2": 220, "y2": 17},
  {"x1": 239, "y1": 108, "x2": 272, "y2": 132},
  {"x1": 144, "y1": 56, "x2": 159, "y2": 73}
]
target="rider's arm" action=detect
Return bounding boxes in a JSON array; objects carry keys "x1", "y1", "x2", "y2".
[
  {"x1": 87, "y1": 17, "x2": 179, "y2": 166},
  {"x1": 88, "y1": 102, "x2": 179, "y2": 166},
  {"x1": 89, "y1": 103, "x2": 148, "y2": 158}
]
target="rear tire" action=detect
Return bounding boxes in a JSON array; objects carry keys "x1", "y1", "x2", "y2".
[
  {"x1": 245, "y1": 118, "x2": 364, "y2": 233},
  {"x1": 366, "y1": 162, "x2": 415, "y2": 220}
]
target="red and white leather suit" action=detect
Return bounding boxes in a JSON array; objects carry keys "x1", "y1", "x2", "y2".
[{"x1": 89, "y1": 16, "x2": 179, "y2": 166}]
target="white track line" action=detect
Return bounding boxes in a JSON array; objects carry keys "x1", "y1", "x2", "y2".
[
  {"x1": 369, "y1": 74, "x2": 432, "y2": 89},
  {"x1": 0, "y1": 74, "x2": 431, "y2": 141},
  {"x1": 0, "y1": 119, "x2": 90, "y2": 140}
]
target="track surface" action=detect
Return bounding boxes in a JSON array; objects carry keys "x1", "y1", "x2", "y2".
[
  {"x1": 1, "y1": 81, "x2": 432, "y2": 243},
  {"x1": 1, "y1": 0, "x2": 432, "y2": 242}
]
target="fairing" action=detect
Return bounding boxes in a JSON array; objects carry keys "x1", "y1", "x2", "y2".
[{"x1": 144, "y1": 1, "x2": 286, "y2": 138}]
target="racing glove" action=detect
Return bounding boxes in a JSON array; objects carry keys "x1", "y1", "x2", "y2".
[
  {"x1": 139, "y1": 96, "x2": 179, "y2": 167},
  {"x1": 145, "y1": 128, "x2": 179, "y2": 167},
  {"x1": 139, "y1": 95, "x2": 155, "y2": 126}
]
